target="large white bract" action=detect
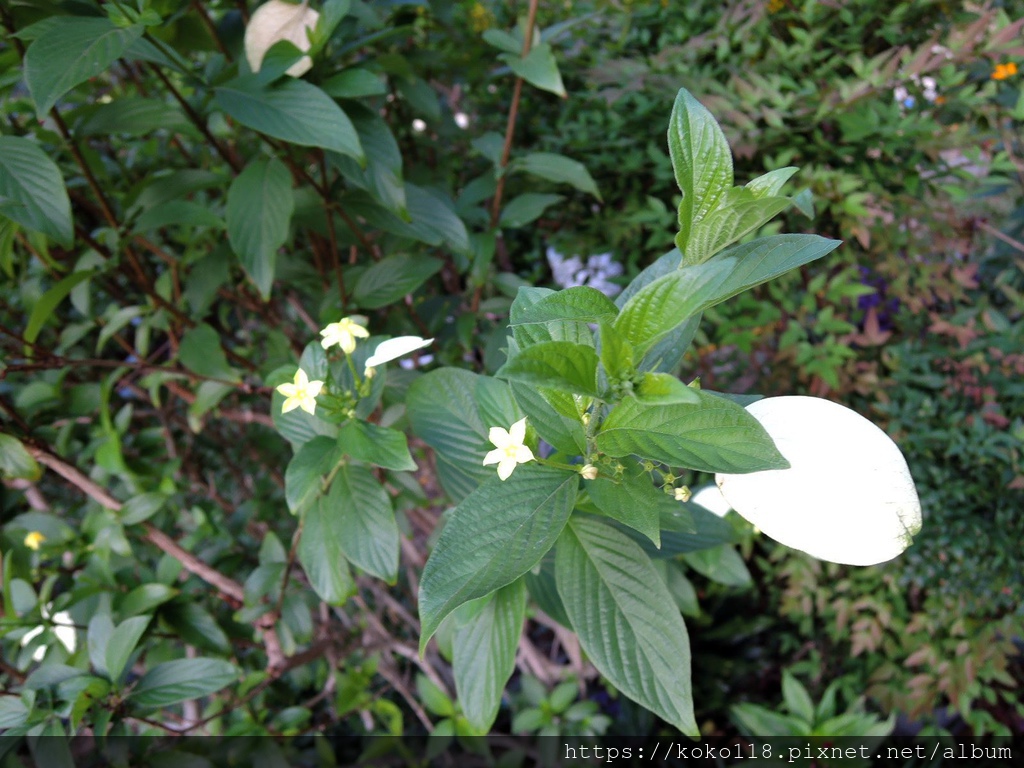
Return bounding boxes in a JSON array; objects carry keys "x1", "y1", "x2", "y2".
[
  {"x1": 715, "y1": 396, "x2": 922, "y2": 566},
  {"x1": 244, "y1": 0, "x2": 320, "y2": 77}
]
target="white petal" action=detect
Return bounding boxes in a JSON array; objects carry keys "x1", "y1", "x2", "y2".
[
  {"x1": 497, "y1": 458, "x2": 516, "y2": 480},
  {"x1": 715, "y1": 396, "x2": 921, "y2": 566},
  {"x1": 244, "y1": 0, "x2": 319, "y2": 77},
  {"x1": 364, "y1": 336, "x2": 433, "y2": 367},
  {"x1": 20, "y1": 625, "x2": 44, "y2": 647},
  {"x1": 508, "y1": 417, "x2": 528, "y2": 445},
  {"x1": 514, "y1": 444, "x2": 535, "y2": 463},
  {"x1": 488, "y1": 427, "x2": 511, "y2": 448},
  {"x1": 306, "y1": 379, "x2": 324, "y2": 397},
  {"x1": 690, "y1": 485, "x2": 732, "y2": 517},
  {"x1": 483, "y1": 448, "x2": 503, "y2": 466}
]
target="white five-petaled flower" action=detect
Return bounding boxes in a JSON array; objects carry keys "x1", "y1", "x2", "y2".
[
  {"x1": 715, "y1": 396, "x2": 922, "y2": 566},
  {"x1": 320, "y1": 316, "x2": 369, "y2": 354},
  {"x1": 244, "y1": 0, "x2": 320, "y2": 77},
  {"x1": 483, "y1": 417, "x2": 535, "y2": 481},
  {"x1": 21, "y1": 605, "x2": 76, "y2": 662},
  {"x1": 364, "y1": 336, "x2": 433, "y2": 375},
  {"x1": 673, "y1": 486, "x2": 692, "y2": 503},
  {"x1": 276, "y1": 368, "x2": 324, "y2": 415}
]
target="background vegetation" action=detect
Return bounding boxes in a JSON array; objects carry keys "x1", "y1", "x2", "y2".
[{"x1": 1, "y1": 0, "x2": 1022, "y2": 758}]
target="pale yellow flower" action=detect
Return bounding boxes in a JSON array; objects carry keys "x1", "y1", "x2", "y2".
[
  {"x1": 579, "y1": 464, "x2": 599, "y2": 480},
  {"x1": 674, "y1": 486, "x2": 692, "y2": 503},
  {"x1": 319, "y1": 316, "x2": 369, "y2": 354},
  {"x1": 276, "y1": 368, "x2": 324, "y2": 415},
  {"x1": 24, "y1": 531, "x2": 46, "y2": 550},
  {"x1": 483, "y1": 417, "x2": 535, "y2": 481}
]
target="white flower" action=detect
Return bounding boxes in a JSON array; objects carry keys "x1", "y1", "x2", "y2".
[
  {"x1": 673, "y1": 486, "x2": 692, "y2": 503},
  {"x1": 275, "y1": 368, "x2": 324, "y2": 415},
  {"x1": 690, "y1": 484, "x2": 732, "y2": 517},
  {"x1": 579, "y1": 464, "x2": 599, "y2": 480},
  {"x1": 454, "y1": 112, "x2": 470, "y2": 129},
  {"x1": 244, "y1": 0, "x2": 320, "y2": 78},
  {"x1": 412, "y1": 119, "x2": 427, "y2": 132},
  {"x1": 21, "y1": 606, "x2": 76, "y2": 662},
  {"x1": 319, "y1": 316, "x2": 369, "y2": 354},
  {"x1": 364, "y1": 336, "x2": 433, "y2": 373},
  {"x1": 483, "y1": 417, "x2": 535, "y2": 481},
  {"x1": 715, "y1": 396, "x2": 922, "y2": 566}
]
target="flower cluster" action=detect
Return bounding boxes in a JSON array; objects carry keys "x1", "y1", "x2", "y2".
[
  {"x1": 546, "y1": 247, "x2": 623, "y2": 297},
  {"x1": 893, "y1": 74, "x2": 939, "y2": 110},
  {"x1": 992, "y1": 62, "x2": 1018, "y2": 81},
  {"x1": 275, "y1": 316, "x2": 431, "y2": 416}
]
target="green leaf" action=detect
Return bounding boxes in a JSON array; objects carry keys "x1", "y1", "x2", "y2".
[
  {"x1": 321, "y1": 68, "x2": 387, "y2": 98},
  {"x1": 105, "y1": 616, "x2": 150, "y2": 683},
  {"x1": 214, "y1": 77, "x2": 364, "y2": 162},
  {"x1": 119, "y1": 492, "x2": 169, "y2": 525},
  {"x1": 406, "y1": 184, "x2": 470, "y2": 255},
  {"x1": 418, "y1": 465, "x2": 578, "y2": 651},
  {"x1": 178, "y1": 323, "x2": 238, "y2": 382},
  {"x1": 226, "y1": 157, "x2": 294, "y2": 299},
  {"x1": 0, "y1": 136, "x2": 73, "y2": 246},
  {"x1": 746, "y1": 167, "x2": 798, "y2": 198},
  {"x1": 585, "y1": 458, "x2": 669, "y2": 546},
  {"x1": 555, "y1": 517, "x2": 697, "y2": 736},
  {"x1": 501, "y1": 43, "x2": 566, "y2": 97},
  {"x1": 73, "y1": 97, "x2": 192, "y2": 137},
  {"x1": 596, "y1": 390, "x2": 789, "y2": 473},
  {"x1": 24, "y1": 17, "x2": 144, "y2": 116},
  {"x1": 337, "y1": 420, "x2": 417, "y2": 471},
  {"x1": 640, "y1": 504, "x2": 734, "y2": 559},
  {"x1": 732, "y1": 703, "x2": 803, "y2": 737},
  {"x1": 524, "y1": 553, "x2": 572, "y2": 627},
  {"x1": 681, "y1": 545, "x2": 752, "y2": 587},
  {"x1": 0, "y1": 433, "x2": 41, "y2": 481},
  {"x1": 285, "y1": 436, "x2": 342, "y2": 515},
  {"x1": 598, "y1": 321, "x2": 634, "y2": 384},
  {"x1": 161, "y1": 602, "x2": 230, "y2": 655},
  {"x1": 513, "y1": 152, "x2": 601, "y2": 199},
  {"x1": 406, "y1": 368, "x2": 494, "y2": 502},
  {"x1": 682, "y1": 190, "x2": 791, "y2": 265},
  {"x1": 329, "y1": 464, "x2": 399, "y2": 583},
  {"x1": 510, "y1": 287, "x2": 595, "y2": 347},
  {"x1": 298, "y1": 496, "x2": 356, "y2": 605},
  {"x1": 668, "y1": 88, "x2": 733, "y2": 245},
  {"x1": 613, "y1": 257, "x2": 733, "y2": 357},
  {"x1": 499, "y1": 193, "x2": 563, "y2": 228},
  {"x1": 24, "y1": 270, "x2": 96, "y2": 354},
  {"x1": 782, "y1": 671, "x2": 816, "y2": 723},
  {"x1": 129, "y1": 658, "x2": 238, "y2": 709},
  {"x1": 510, "y1": 286, "x2": 619, "y2": 328},
  {"x1": 508, "y1": 382, "x2": 586, "y2": 456},
  {"x1": 453, "y1": 579, "x2": 526, "y2": 734},
  {"x1": 352, "y1": 254, "x2": 442, "y2": 309},
  {"x1": 698, "y1": 234, "x2": 842, "y2": 307},
  {"x1": 500, "y1": 341, "x2": 600, "y2": 397},
  {"x1": 118, "y1": 584, "x2": 178, "y2": 617},
  {"x1": 635, "y1": 372, "x2": 700, "y2": 405}
]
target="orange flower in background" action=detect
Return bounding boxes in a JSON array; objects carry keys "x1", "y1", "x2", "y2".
[{"x1": 991, "y1": 62, "x2": 1018, "y2": 81}]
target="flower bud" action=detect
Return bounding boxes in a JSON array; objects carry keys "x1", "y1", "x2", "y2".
[{"x1": 579, "y1": 464, "x2": 598, "y2": 480}]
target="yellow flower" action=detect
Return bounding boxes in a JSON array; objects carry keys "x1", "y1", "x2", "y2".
[
  {"x1": 24, "y1": 531, "x2": 46, "y2": 550},
  {"x1": 276, "y1": 368, "x2": 324, "y2": 415},
  {"x1": 674, "y1": 486, "x2": 692, "y2": 503},
  {"x1": 992, "y1": 62, "x2": 1018, "y2": 81},
  {"x1": 483, "y1": 417, "x2": 535, "y2": 481},
  {"x1": 579, "y1": 464, "x2": 599, "y2": 480},
  {"x1": 319, "y1": 316, "x2": 369, "y2": 354}
]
